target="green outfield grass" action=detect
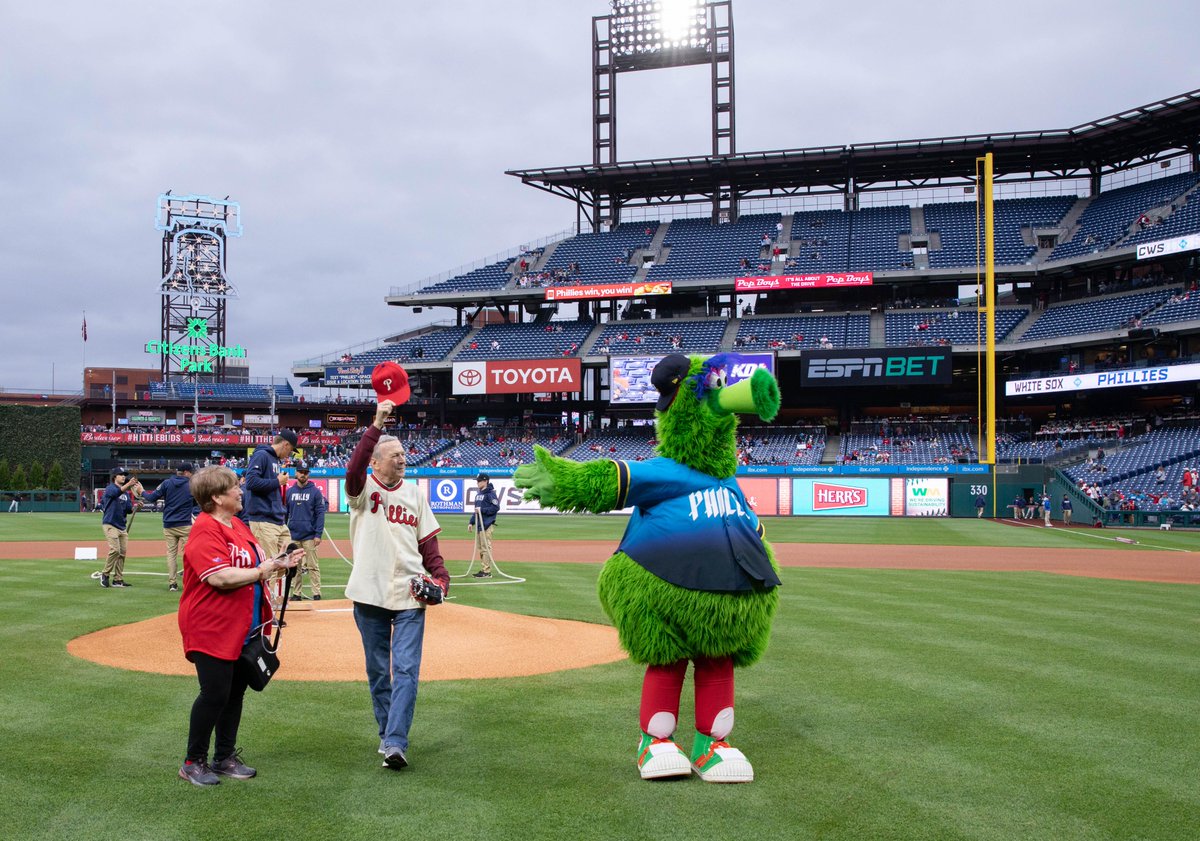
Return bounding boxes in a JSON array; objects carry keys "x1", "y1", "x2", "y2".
[
  {"x1": 0, "y1": 515, "x2": 1196, "y2": 841},
  {"x1": 3, "y1": 510, "x2": 1196, "y2": 552}
]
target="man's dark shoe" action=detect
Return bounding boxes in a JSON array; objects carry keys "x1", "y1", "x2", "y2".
[
  {"x1": 179, "y1": 760, "x2": 221, "y2": 786},
  {"x1": 472, "y1": 571, "x2": 492, "y2": 578},
  {"x1": 112, "y1": 579, "x2": 131, "y2": 588},
  {"x1": 100, "y1": 575, "x2": 111, "y2": 588},
  {"x1": 382, "y1": 746, "x2": 408, "y2": 770},
  {"x1": 212, "y1": 749, "x2": 256, "y2": 780},
  {"x1": 312, "y1": 594, "x2": 321, "y2": 601},
  {"x1": 291, "y1": 593, "x2": 307, "y2": 601},
  {"x1": 169, "y1": 582, "x2": 179, "y2": 592}
]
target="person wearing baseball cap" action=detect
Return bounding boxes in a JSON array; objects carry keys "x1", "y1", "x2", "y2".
[
  {"x1": 468, "y1": 473, "x2": 500, "y2": 578},
  {"x1": 371, "y1": 361, "x2": 410, "y2": 405},
  {"x1": 140, "y1": 462, "x2": 199, "y2": 591},
  {"x1": 285, "y1": 462, "x2": 326, "y2": 601},
  {"x1": 243, "y1": 430, "x2": 300, "y2": 564},
  {"x1": 99, "y1": 468, "x2": 141, "y2": 588}
]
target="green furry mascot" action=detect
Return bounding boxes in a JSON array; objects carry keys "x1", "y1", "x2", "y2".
[{"x1": 515, "y1": 353, "x2": 781, "y2": 783}]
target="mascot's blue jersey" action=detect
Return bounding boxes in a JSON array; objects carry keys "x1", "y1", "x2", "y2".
[{"x1": 613, "y1": 458, "x2": 781, "y2": 593}]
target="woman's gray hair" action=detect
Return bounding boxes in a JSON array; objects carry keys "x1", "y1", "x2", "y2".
[{"x1": 371, "y1": 434, "x2": 400, "y2": 461}]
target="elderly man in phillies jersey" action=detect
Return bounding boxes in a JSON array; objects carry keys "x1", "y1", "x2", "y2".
[{"x1": 344, "y1": 399, "x2": 450, "y2": 771}]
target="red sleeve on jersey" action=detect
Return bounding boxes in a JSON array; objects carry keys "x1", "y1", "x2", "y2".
[
  {"x1": 419, "y1": 534, "x2": 449, "y2": 592},
  {"x1": 347, "y1": 426, "x2": 382, "y2": 497},
  {"x1": 186, "y1": 516, "x2": 231, "y2": 582}
]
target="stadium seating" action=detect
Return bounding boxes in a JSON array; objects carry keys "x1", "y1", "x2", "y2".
[
  {"x1": 454, "y1": 320, "x2": 596, "y2": 360},
  {"x1": 1063, "y1": 423, "x2": 1200, "y2": 511},
  {"x1": 848, "y1": 205, "x2": 911, "y2": 271},
  {"x1": 570, "y1": 430, "x2": 658, "y2": 462},
  {"x1": 647, "y1": 214, "x2": 780, "y2": 280},
  {"x1": 1049, "y1": 172, "x2": 1200, "y2": 261},
  {"x1": 1018, "y1": 288, "x2": 1179, "y2": 342},
  {"x1": 344, "y1": 327, "x2": 472, "y2": 365},
  {"x1": 540, "y1": 222, "x2": 659, "y2": 283},
  {"x1": 789, "y1": 210, "x2": 851, "y2": 272},
  {"x1": 885, "y1": 307, "x2": 1030, "y2": 346},
  {"x1": 1144, "y1": 289, "x2": 1200, "y2": 326},
  {"x1": 925, "y1": 196, "x2": 1077, "y2": 268},
  {"x1": 734, "y1": 314, "x2": 870, "y2": 349},
  {"x1": 417, "y1": 259, "x2": 514, "y2": 294},
  {"x1": 738, "y1": 427, "x2": 826, "y2": 466},
  {"x1": 590, "y1": 319, "x2": 727, "y2": 356},
  {"x1": 151, "y1": 381, "x2": 295, "y2": 402}
]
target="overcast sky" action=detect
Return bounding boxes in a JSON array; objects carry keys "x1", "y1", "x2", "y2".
[{"x1": 1, "y1": 0, "x2": 1196, "y2": 392}]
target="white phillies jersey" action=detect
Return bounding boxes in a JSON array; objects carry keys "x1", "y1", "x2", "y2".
[{"x1": 345, "y1": 475, "x2": 440, "y2": 611}]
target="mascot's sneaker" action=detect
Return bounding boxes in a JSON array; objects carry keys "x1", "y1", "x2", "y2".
[
  {"x1": 690, "y1": 733, "x2": 754, "y2": 783},
  {"x1": 636, "y1": 732, "x2": 692, "y2": 780}
]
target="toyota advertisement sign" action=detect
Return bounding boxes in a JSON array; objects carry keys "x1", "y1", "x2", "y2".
[{"x1": 452, "y1": 358, "x2": 583, "y2": 395}]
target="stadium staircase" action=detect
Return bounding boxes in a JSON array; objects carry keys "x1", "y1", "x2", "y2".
[
  {"x1": 1111, "y1": 179, "x2": 1200, "y2": 249},
  {"x1": 529, "y1": 241, "x2": 561, "y2": 272},
  {"x1": 632, "y1": 222, "x2": 671, "y2": 281},
  {"x1": 821, "y1": 434, "x2": 841, "y2": 464},
  {"x1": 869, "y1": 311, "x2": 886, "y2": 344},
  {"x1": 1042, "y1": 196, "x2": 1093, "y2": 256},
  {"x1": 1001, "y1": 308, "x2": 1038, "y2": 343},
  {"x1": 719, "y1": 318, "x2": 742, "y2": 350},
  {"x1": 777, "y1": 213, "x2": 794, "y2": 248}
]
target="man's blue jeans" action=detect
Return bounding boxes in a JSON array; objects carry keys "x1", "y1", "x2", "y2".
[{"x1": 353, "y1": 602, "x2": 426, "y2": 752}]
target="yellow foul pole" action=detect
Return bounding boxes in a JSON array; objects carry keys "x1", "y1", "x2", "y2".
[{"x1": 983, "y1": 153, "x2": 996, "y2": 466}]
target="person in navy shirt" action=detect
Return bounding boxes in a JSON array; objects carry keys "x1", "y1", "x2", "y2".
[
  {"x1": 244, "y1": 430, "x2": 298, "y2": 562},
  {"x1": 285, "y1": 463, "x2": 327, "y2": 600},
  {"x1": 140, "y1": 462, "x2": 198, "y2": 591},
  {"x1": 100, "y1": 468, "x2": 141, "y2": 588},
  {"x1": 1061, "y1": 494, "x2": 1073, "y2": 526}
]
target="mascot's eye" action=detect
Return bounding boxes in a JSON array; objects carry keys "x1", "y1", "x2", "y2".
[{"x1": 705, "y1": 369, "x2": 727, "y2": 390}]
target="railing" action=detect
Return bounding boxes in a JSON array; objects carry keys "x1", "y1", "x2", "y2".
[
  {"x1": 292, "y1": 322, "x2": 456, "y2": 368},
  {"x1": 388, "y1": 227, "x2": 576, "y2": 297}
]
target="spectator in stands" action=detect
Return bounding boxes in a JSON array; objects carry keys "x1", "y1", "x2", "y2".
[
  {"x1": 490, "y1": 340, "x2": 500, "y2": 352},
  {"x1": 1155, "y1": 465, "x2": 1167, "y2": 484},
  {"x1": 139, "y1": 462, "x2": 198, "y2": 592},
  {"x1": 244, "y1": 430, "x2": 298, "y2": 565}
]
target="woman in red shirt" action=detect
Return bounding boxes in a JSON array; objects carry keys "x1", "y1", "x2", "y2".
[{"x1": 178, "y1": 466, "x2": 300, "y2": 786}]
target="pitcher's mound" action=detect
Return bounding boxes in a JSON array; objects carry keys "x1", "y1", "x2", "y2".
[{"x1": 68, "y1": 600, "x2": 626, "y2": 681}]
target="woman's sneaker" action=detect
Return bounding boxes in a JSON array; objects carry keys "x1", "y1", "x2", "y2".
[
  {"x1": 212, "y1": 750, "x2": 256, "y2": 779},
  {"x1": 179, "y1": 760, "x2": 221, "y2": 786}
]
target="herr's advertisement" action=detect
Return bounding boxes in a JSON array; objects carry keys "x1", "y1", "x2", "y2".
[{"x1": 800, "y1": 347, "x2": 952, "y2": 388}]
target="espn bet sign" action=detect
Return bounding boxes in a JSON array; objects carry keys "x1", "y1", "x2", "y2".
[{"x1": 800, "y1": 347, "x2": 951, "y2": 388}]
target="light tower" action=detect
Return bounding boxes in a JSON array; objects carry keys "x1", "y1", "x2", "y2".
[
  {"x1": 592, "y1": 0, "x2": 735, "y2": 227},
  {"x1": 155, "y1": 194, "x2": 242, "y2": 382}
]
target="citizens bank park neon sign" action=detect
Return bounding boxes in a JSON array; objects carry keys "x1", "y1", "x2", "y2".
[{"x1": 144, "y1": 317, "x2": 247, "y2": 372}]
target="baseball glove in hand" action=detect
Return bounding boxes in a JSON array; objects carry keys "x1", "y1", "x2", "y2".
[{"x1": 410, "y1": 574, "x2": 446, "y2": 605}]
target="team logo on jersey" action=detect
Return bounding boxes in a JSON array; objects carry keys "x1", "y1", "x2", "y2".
[{"x1": 369, "y1": 491, "x2": 417, "y2": 526}]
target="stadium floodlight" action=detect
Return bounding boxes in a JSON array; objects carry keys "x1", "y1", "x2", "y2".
[
  {"x1": 592, "y1": 0, "x2": 735, "y2": 225},
  {"x1": 608, "y1": 0, "x2": 711, "y2": 69}
]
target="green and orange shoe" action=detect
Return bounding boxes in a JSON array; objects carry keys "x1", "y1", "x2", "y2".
[
  {"x1": 690, "y1": 733, "x2": 754, "y2": 783},
  {"x1": 636, "y1": 732, "x2": 692, "y2": 780}
]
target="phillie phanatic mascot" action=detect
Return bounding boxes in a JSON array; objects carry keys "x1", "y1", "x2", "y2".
[{"x1": 514, "y1": 353, "x2": 781, "y2": 783}]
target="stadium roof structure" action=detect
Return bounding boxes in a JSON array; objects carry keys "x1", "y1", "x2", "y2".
[{"x1": 507, "y1": 89, "x2": 1200, "y2": 209}]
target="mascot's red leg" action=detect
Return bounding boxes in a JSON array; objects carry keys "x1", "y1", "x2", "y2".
[
  {"x1": 635, "y1": 661, "x2": 691, "y2": 780},
  {"x1": 690, "y1": 656, "x2": 754, "y2": 783}
]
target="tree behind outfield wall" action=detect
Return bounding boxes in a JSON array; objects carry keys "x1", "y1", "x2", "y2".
[
  {"x1": 47, "y1": 462, "x2": 65, "y2": 491},
  {"x1": 9, "y1": 465, "x2": 26, "y2": 492},
  {"x1": 27, "y1": 461, "x2": 46, "y2": 490},
  {"x1": 0, "y1": 460, "x2": 9, "y2": 490}
]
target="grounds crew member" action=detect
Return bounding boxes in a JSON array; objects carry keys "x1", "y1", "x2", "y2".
[
  {"x1": 100, "y1": 468, "x2": 141, "y2": 588},
  {"x1": 285, "y1": 462, "x2": 327, "y2": 600},
  {"x1": 244, "y1": 430, "x2": 298, "y2": 560},
  {"x1": 140, "y1": 462, "x2": 198, "y2": 591},
  {"x1": 469, "y1": 472, "x2": 500, "y2": 578}
]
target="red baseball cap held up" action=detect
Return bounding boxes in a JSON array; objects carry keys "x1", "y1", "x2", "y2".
[{"x1": 371, "y1": 361, "x2": 411, "y2": 405}]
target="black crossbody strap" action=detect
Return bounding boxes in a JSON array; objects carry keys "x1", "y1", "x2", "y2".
[{"x1": 270, "y1": 566, "x2": 298, "y2": 649}]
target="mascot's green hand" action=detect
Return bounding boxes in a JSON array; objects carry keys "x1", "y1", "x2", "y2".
[{"x1": 513, "y1": 445, "x2": 558, "y2": 506}]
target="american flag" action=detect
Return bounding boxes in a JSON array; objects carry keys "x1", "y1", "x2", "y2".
[{"x1": 82, "y1": 315, "x2": 88, "y2": 342}]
